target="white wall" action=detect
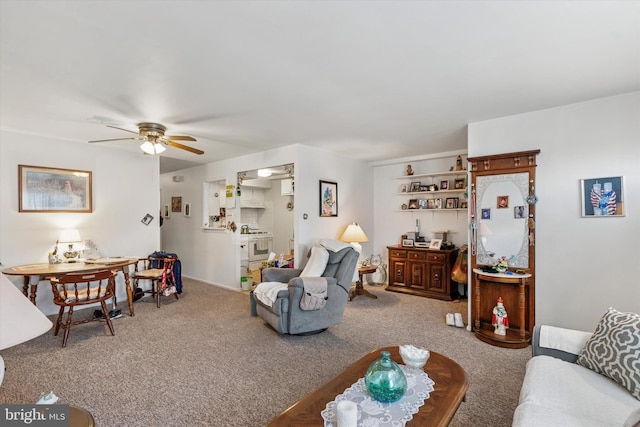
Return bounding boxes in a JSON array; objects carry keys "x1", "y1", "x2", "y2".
[
  {"x1": 0, "y1": 131, "x2": 161, "y2": 315},
  {"x1": 468, "y1": 91, "x2": 640, "y2": 331},
  {"x1": 159, "y1": 144, "x2": 373, "y2": 290}
]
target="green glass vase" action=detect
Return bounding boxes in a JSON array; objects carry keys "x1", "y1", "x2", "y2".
[{"x1": 364, "y1": 351, "x2": 407, "y2": 403}]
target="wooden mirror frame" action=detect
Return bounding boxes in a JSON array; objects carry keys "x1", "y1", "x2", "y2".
[{"x1": 467, "y1": 150, "x2": 540, "y2": 348}]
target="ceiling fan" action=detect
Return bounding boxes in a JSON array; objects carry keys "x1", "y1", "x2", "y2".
[{"x1": 89, "y1": 122, "x2": 204, "y2": 155}]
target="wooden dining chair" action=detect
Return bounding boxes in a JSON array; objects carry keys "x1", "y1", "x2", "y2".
[
  {"x1": 49, "y1": 270, "x2": 117, "y2": 348},
  {"x1": 132, "y1": 257, "x2": 179, "y2": 308}
]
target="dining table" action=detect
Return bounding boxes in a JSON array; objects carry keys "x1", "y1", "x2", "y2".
[{"x1": 1, "y1": 257, "x2": 140, "y2": 316}]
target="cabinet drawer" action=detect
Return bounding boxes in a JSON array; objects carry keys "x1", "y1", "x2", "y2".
[
  {"x1": 389, "y1": 250, "x2": 407, "y2": 259},
  {"x1": 427, "y1": 253, "x2": 445, "y2": 262},
  {"x1": 408, "y1": 251, "x2": 426, "y2": 260}
]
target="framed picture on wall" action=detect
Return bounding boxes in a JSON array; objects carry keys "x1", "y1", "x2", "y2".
[
  {"x1": 319, "y1": 180, "x2": 338, "y2": 217},
  {"x1": 581, "y1": 176, "x2": 625, "y2": 217},
  {"x1": 18, "y1": 165, "x2": 92, "y2": 213},
  {"x1": 172, "y1": 196, "x2": 182, "y2": 212}
]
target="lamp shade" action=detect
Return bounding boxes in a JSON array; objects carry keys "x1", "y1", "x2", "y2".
[
  {"x1": 0, "y1": 273, "x2": 52, "y2": 350},
  {"x1": 340, "y1": 223, "x2": 369, "y2": 243},
  {"x1": 59, "y1": 228, "x2": 81, "y2": 243},
  {"x1": 140, "y1": 141, "x2": 166, "y2": 154}
]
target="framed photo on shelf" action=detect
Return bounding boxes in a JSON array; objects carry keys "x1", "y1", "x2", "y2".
[
  {"x1": 454, "y1": 178, "x2": 466, "y2": 189},
  {"x1": 427, "y1": 199, "x2": 436, "y2": 209},
  {"x1": 409, "y1": 182, "x2": 421, "y2": 192},
  {"x1": 440, "y1": 180, "x2": 449, "y2": 190},
  {"x1": 429, "y1": 239, "x2": 442, "y2": 249},
  {"x1": 428, "y1": 183, "x2": 439, "y2": 192},
  {"x1": 319, "y1": 180, "x2": 338, "y2": 217},
  {"x1": 420, "y1": 185, "x2": 429, "y2": 192},
  {"x1": 580, "y1": 176, "x2": 625, "y2": 217},
  {"x1": 18, "y1": 164, "x2": 92, "y2": 213},
  {"x1": 400, "y1": 184, "x2": 408, "y2": 192},
  {"x1": 402, "y1": 239, "x2": 414, "y2": 247},
  {"x1": 418, "y1": 199, "x2": 427, "y2": 209},
  {"x1": 408, "y1": 199, "x2": 418, "y2": 209},
  {"x1": 434, "y1": 198, "x2": 442, "y2": 209},
  {"x1": 445, "y1": 197, "x2": 458, "y2": 209}
]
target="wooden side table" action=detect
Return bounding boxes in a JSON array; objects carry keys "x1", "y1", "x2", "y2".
[{"x1": 349, "y1": 265, "x2": 378, "y2": 301}]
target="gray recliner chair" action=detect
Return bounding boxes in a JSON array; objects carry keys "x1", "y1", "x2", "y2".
[{"x1": 250, "y1": 246, "x2": 358, "y2": 335}]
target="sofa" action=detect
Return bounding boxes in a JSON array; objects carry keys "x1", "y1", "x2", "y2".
[{"x1": 513, "y1": 311, "x2": 640, "y2": 427}]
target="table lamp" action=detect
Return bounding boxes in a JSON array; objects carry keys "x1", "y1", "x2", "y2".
[
  {"x1": 59, "y1": 229, "x2": 82, "y2": 262},
  {"x1": 340, "y1": 223, "x2": 369, "y2": 254},
  {"x1": 0, "y1": 273, "x2": 53, "y2": 385}
]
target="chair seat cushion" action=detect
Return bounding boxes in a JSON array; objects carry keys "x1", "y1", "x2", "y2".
[
  {"x1": 134, "y1": 268, "x2": 164, "y2": 279},
  {"x1": 59, "y1": 286, "x2": 108, "y2": 303}
]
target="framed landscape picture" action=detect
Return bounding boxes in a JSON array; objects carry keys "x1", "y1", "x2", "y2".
[{"x1": 18, "y1": 165, "x2": 92, "y2": 213}]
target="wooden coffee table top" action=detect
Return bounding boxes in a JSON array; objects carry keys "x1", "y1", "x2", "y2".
[{"x1": 268, "y1": 346, "x2": 469, "y2": 427}]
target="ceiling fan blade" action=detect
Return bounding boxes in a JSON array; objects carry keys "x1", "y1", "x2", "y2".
[
  {"x1": 89, "y1": 137, "x2": 137, "y2": 143},
  {"x1": 166, "y1": 135, "x2": 197, "y2": 142},
  {"x1": 106, "y1": 125, "x2": 139, "y2": 135},
  {"x1": 166, "y1": 140, "x2": 204, "y2": 155}
]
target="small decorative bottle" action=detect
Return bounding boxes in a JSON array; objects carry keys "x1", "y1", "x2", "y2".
[{"x1": 364, "y1": 351, "x2": 407, "y2": 403}]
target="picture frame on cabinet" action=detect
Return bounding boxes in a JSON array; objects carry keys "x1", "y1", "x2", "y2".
[
  {"x1": 409, "y1": 182, "x2": 421, "y2": 192},
  {"x1": 402, "y1": 239, "x2": 414, "y2": 247},
  {"x1": 440, "y1": 180, "x2": 449, "y2": 190},
  {"x1": 454, "y1": 178, "x2": 466, "y2": 189},
  {"x1": 445, "y1": 198, "x2": 458, "y2": 209},
  {"x1": 429, "y1": 239, "x2": 442, "y2": 249},
  {"x1": 408, "y1": 199, "x2": 418, "y2": 209}
]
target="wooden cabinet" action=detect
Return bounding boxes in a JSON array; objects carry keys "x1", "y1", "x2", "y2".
[
  {"x1": 387, "y1": 246, "x2": 458, "y2": 300},
  {"x1": 472, "y1": 269, "x2": 532, "y2": 349}
]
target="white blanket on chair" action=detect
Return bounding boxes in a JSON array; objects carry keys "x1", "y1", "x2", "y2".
[{"x1": 253, "y1": 281, "x2": 288, "y2": 307}]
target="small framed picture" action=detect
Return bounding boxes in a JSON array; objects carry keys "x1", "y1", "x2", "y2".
[
  {"x1": 440, "y1": 180, "x2": 449, "y2": 190},
  {"x1": 428, "y1": 183, "x2": 439, "y2": 192},
  {"x1": 482, "y1": 208, "x2": 491, "y2": 219},
  {"x1": 400, "y1": 184, "x2": 407, "y2": 193},
  {"x1": 141, "y1": 213, "x2": 154, "y2": 225},
  {"x1": 418, "y1": 199, "x2": 427, "y2": 209},
  {"x1": 454, "y1": 178, "x2": 466, "y2": 189},
  {"x1": 402, "y1": 239, "x2": 414, "y2": 247},
  {"x1": 580, "y1": 176, "x2": 625, "y2": 217},
  {"x1": 514, "y1": 205, "x2": 526, "y2": 218},
  {"x1": 410, "y1": 182, "x2": 421, "y2": 192},
  {"x1": 460, "y1": 201, "x2": 468, "y2": 209},
  {"x1": 497, "y1": 195, "x2": 509, "y2": 209},
  {"x1": 408, "y1": 199, "x2": 419, "y2": 209},
  {"x1": 420, "y1": 185, "x2": 429, "y2": 192},
  {"x1": 427, "y1": 199, "x2": 436, "y2": 209},
  {"x1": 445, "y1": 198, "x2": 458, "y2": 209},
  {"x1": 163, "y1": 205, "x2": 170, "y2": 218},
  {"x1": 434, "y1": 198, "x2": 442, "y2": 209},
  {"x1": 172, "y1": 196, "x2": 182, "y2": 212},
  {"x1": 429, "y1": 239, "x2": 442, "y2": 249},
  {"x1": 183, "y1": 202, "x2": 191, "y2": 217}
]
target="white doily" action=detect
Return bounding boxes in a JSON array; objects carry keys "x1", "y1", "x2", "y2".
[{"x1": 321, "y1": 366, "x2": 435, "y2": 427}]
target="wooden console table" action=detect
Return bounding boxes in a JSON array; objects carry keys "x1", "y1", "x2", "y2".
[{"x1": 472, "y1": 268, "x2": 532, "y2": 349}]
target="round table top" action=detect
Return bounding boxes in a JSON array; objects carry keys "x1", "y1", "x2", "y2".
[
  {"x1": 358, "y1": 264, "x2": 378, "y2": 274},
  {"x1": 2, "y1": 258, "x2": 138, "y2": 276}
]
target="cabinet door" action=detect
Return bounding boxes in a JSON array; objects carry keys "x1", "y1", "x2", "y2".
[
  {"x1": 390, "y1": 259, "x2": 407, "y2": 286},
  {"x1": 426, "y1": 262, "x2": 446, "y2": 293},
  {"x1": 407, "y1": 260, "x2": 425, "y2": 288}
]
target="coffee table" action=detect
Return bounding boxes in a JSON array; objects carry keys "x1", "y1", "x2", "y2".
[{"x1": 268, "y1": 346, "x2": 469, "y2": 426}]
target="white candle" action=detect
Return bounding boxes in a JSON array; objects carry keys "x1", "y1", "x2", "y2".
[{"x1": 336, "y1": 400, "x2": 357, "y2": 427}]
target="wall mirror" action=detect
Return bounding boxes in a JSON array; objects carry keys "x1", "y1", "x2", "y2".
[{"x1": 475, "y1": 172, "x2": 529, "y2": 267}]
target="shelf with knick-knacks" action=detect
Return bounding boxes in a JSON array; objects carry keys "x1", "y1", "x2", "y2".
[{"x1": 397, "y1": 170, "x2": 468, "y2": 212}]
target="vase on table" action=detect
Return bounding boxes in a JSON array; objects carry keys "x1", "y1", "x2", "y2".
[{"x1": 364, "y1": 351, "x2": 407, "y2": 403}]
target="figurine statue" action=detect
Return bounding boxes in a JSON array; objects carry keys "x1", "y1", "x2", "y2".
[
  {"x1": 492, "y1": 297, "x2": 509, "y2": 336},
  {"x1": 455, "y1": 155, "x2": 464, "y2": 171},
  {"x1": 406, "y1": 164, "x2": 414, "y2": 176}
]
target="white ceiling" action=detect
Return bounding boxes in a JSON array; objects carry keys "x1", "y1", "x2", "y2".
[{"x1": 1, "y1": 1, "x2": 638, "y2": 173}]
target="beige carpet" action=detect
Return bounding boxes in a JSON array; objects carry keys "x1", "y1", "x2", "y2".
[{"x1": 0, "y1": 278, "x2": 530, "y2": 426}]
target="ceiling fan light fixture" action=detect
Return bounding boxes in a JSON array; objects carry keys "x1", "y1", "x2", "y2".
[
  {"x1": 140, "y1": 141, "x2": 166, "y2": 154},
  {"x1": 257, "y1": 169, "x2": 272, "y2": 177}
]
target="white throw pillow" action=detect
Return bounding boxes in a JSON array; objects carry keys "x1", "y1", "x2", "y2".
[{"x1": 300, "y1": 244, "x2": 329, "y2": 277}]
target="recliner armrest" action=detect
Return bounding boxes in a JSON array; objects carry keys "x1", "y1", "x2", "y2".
[
  {"x1": 261, "y1": 268, "x2": 303, "y2": 283},
  {"x1": 288, "y1": 276, "x2": 338, "y2": 290}
]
